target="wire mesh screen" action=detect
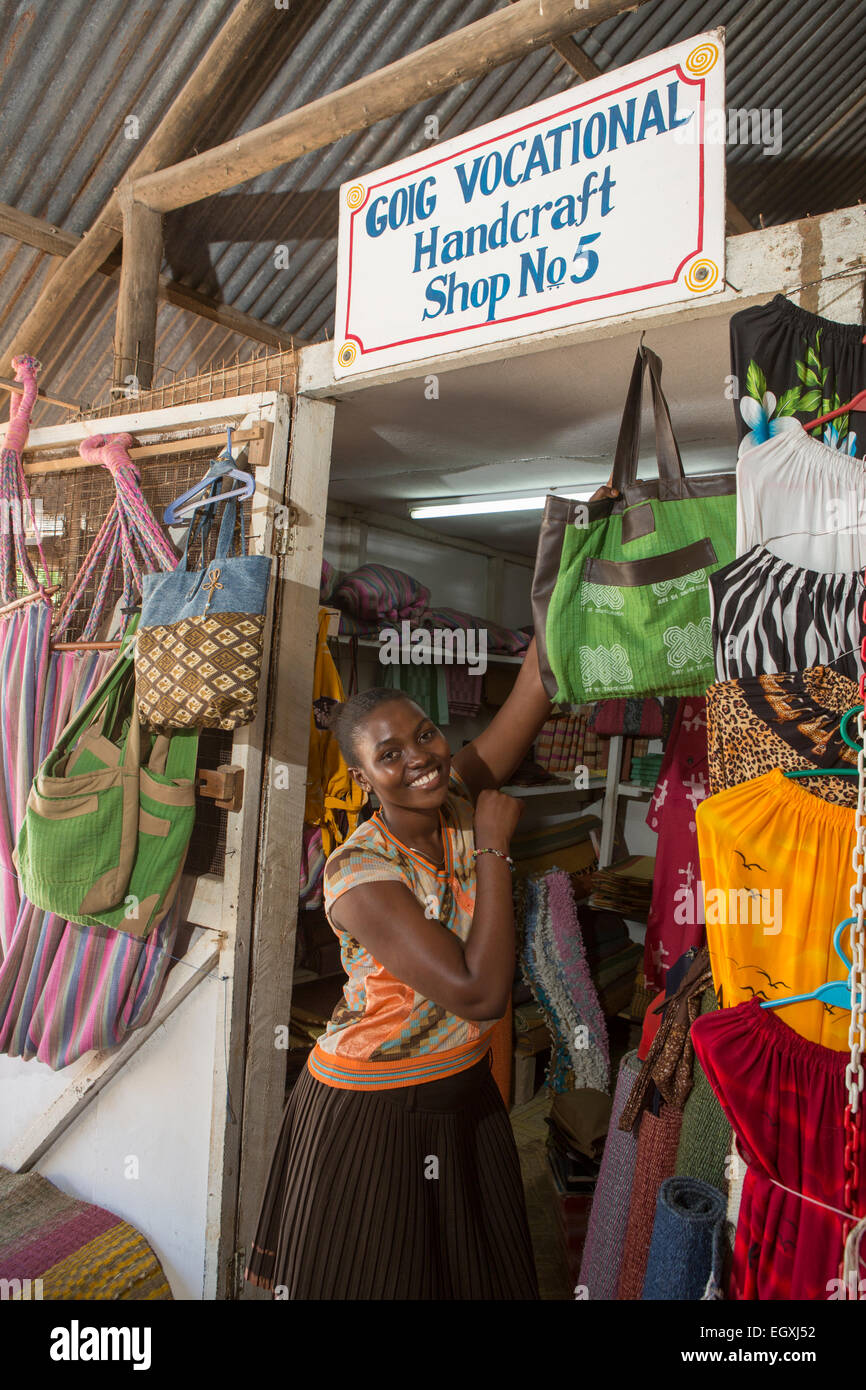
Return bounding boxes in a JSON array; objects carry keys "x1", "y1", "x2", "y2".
[
  {"x1": 25, "y1": 433, "x2": 260, "y2": 879},
  {"x1": 72, "y1": 349, "x2": 297, "y2": 423},
  {"x1": 26, "y1": 438, "x2": 253, "y2": 642}
]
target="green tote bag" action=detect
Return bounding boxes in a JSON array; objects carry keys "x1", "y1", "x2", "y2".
[
  {"x1": 67, "y1": 721, "x2": 199, "y2": 938},
  {"x1": 532, "y1": 346, "x2": 737, "y2": 704},
  {"x1": 15, "y1": 642, "x2": 199, "y2": 936},
  {"x1": 15, "y1": 648, "x2": 143, "y2": 920}
]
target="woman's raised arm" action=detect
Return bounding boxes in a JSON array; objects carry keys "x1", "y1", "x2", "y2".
[{"x1": 451, "y1": 635, "x2": 553, "y2": 801}]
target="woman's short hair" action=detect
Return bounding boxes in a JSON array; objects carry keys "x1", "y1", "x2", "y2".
[{"x1": 330, "y1": 687, "x2": 416, "y2": 766}]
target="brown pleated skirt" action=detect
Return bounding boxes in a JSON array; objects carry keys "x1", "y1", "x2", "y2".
[{"x1": 245, "y1": 1049, "x2": 539, "y2": 1300}]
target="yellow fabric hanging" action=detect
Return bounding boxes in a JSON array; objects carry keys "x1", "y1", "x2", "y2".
[{"x1": 304, "y1": 608, "x2": 367, "y2": 855}]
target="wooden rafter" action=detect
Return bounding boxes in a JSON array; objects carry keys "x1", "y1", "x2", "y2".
[
  {"x1": 130, "y1": 0, "x2": 650, "y2": 214},
  {"x1": 0, "y1": 199, "x2": 298, "y2": 353},
  {"x1": 114, "y1": 190, "x2": 163, "y2": 390},
  {"x1": 0, "y1": 0, "x2": 271, "y2": 378},
  {"x1": 106, "y1": 0, "x2": 647, "y2": 411}
]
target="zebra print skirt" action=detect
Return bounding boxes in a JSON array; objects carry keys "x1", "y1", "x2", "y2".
[{"x1": 710, "y1": 545, "x2": 865, "y2": 681}]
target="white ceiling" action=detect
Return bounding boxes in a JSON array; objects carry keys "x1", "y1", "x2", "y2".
[{"x1": 328, "y1": 312, "x2": 739, "y2": 556}]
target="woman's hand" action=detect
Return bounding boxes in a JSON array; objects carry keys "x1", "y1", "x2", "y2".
[
  {"x1": 588, "y1": 483, "x2": 620, "y2": 503},
  {"x1": 473, "y1": 788, "x2": 524, "y2": 852}
]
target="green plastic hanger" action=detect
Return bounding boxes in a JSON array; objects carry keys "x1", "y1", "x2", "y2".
[
  {"x1": 840, "y1": 704, "x2": 865, "y2": 751},
  {"x1": 783, "y1": 703, "x2": 861, "y2": 778}
]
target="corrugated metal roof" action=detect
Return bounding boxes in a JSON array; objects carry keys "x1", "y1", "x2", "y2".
[{"x1": 1, "y1": 0, "x2": 863, "y2": 426}]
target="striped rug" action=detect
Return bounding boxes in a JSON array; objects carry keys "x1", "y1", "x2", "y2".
[{"x1": 0, "y1": 1166, "x2": 172, "y2": 1300}]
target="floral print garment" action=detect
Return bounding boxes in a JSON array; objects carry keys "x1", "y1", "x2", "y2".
[{"x1": 729, "y1": 294, "x2": 866, "y2": 460}]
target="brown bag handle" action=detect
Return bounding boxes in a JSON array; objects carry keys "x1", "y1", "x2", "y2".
[{"x1": 611, "y1": 345, "x2": 685, "y2": 496}]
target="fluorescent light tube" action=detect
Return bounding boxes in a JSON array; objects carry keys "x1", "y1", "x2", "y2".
[{"x1": 410, "y1": 489, "x2": 595, "y2": 520}]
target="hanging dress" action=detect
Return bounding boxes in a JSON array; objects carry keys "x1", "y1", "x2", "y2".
[
  {"x1": 693, "y1": 997, "x2": 866, "y2": 1300},
  {"x1": 729, "y1": 294, "x2": 866, "y2": 460}
]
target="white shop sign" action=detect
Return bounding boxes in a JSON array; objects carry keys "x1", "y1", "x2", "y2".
[{"x1": 334, "y1": 31, "x2": 726, "y2": 377}]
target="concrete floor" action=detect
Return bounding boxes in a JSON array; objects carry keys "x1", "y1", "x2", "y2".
[{"x1": 510, "y1": 1086, "x2": 575, "y2": 1301}]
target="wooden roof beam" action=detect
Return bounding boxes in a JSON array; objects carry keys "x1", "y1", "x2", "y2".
[
  {"x1": 113, "y1": 192, "x2": 163, "y2": 391},
  {"x1": 129, "y1": 0, "x2": 649, "y2": 214},
  {"x1": 0, "y1": 0, "x2": 271, "y2": 377},
  {"x1": 0, "y1": 200, "x2": 298, "y2": 352}
]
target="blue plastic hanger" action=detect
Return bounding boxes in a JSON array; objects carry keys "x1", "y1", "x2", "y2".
[
  {"x1": 761, "y1": 917, "x2": 859, "y2": 1010},
  {"x1": 164, "y1": 428, "x2": 255, "y2": 525}
]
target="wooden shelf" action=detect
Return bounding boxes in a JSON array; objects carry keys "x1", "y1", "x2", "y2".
[
  {"x1": 617, "y1": 781, "x2": 654, "y2": 797},
  {"x1": 587, "y1": 897, "x2": 650, "y2": 926},
  {"x1": 501, "y1": 777, "x2": 607, "y2": 798},
  {"x1": 330, "y1": 633, "x2": 526, "y2": 665},
  {"x1": 292, "y1": 967, "x2": 346, "y2": 986}
]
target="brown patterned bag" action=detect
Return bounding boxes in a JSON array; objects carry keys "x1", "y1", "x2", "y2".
[{"x1": 136, "y1": 493, "x2": 272, "y2": 731}]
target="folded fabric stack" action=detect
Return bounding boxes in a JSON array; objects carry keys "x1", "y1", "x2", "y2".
[
  {"x1": 535, "y1": 709, "x2": 609, "y2": 776},
  {"x1": 335, "y1": 612, "x2": 381, "y2": 637},
  {"x1": 545, "y1": 1089, "x2": 612, "y2": 1280},
  {"x1": 629, "y1": 753, "x2": 664, "y2": 788},
  {"x1": 333, "y1": 563, "x2": 431, "y2": 626},
  {"x1": 627, "y1": 970, "x2": 658, "y2": 1028},
  {"x1": 328, "y1": 563, "x2": 427, "y2": 639},
  {"x1": 326, "y1": 564, "x2": 532, "y2": 651},
  {"x1": 590, "y1": 856, "x2": 655, "y2": 919},
  {"x1": 422, "y1": 605, "x2": 530, "y2": 654},
  {"x1": 576, "y1": 903, "x2": 644, "y2": 1017},
  {"x1": 382, "y1": 660, "x2": 449, "y2": 726},
  {"x1": 503, "y1": 755, "x2": 566, "y2": 787},
  {"x1": 324, "y1": 565, "x2": 531, "y2": 727},
  {"x1": 288, "y1": 1004, "x2": 331, "y2": 1050},
  {"x1": 510, "y1": 813, "x2": 601, "y2": 881},
  {"x1": 593, "y1": 947, "x2": 645, "y2": 1017},
  {"x1": 445, "y1": 663, "x2": 482, "y2": 717}
]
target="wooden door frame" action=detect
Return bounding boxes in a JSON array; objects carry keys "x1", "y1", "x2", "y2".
[{"x1": 234, "y1": 394, "x2": 335, "y2": 1299}]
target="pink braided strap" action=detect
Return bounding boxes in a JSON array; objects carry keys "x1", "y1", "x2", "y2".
[
  {"x1": 0, "y1": 356, "x2": 51, "y2": 602},
  {"x1": 80, "y1": 433, "x2": 175, "y2": 567},
  {"x1": 52, "y1": 503, "x2": 119, "y2": 637},
  {"x1": 115, "y1": 469, "x2": 177, "y2": 570},
  {"x1": 53, "y1": 432, "x2": 177, "y2": 637},
  {"x1": 4, "y1": 355, "x2": 42, "y2": 457}
]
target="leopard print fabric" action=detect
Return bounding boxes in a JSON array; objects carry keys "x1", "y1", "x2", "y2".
[{"x1": 706, "y1": 665, "x2": 859, "y2": 806}]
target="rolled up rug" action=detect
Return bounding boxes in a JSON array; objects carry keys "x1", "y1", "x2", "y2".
[
  {"x1": 577, "y1": 1050, "x2": 642, "y2": 1300},
  {"x1": 617, "y1": 1103, "x2": 684, "y2": 1300},
  {"x1": 642, "y1": 1176, "x2": 727, "y2": 1300}
]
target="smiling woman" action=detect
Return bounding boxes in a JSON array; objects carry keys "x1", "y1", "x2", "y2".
[{"x1": 245, "y1": 637, "x2": 555, "y2": 1300}]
